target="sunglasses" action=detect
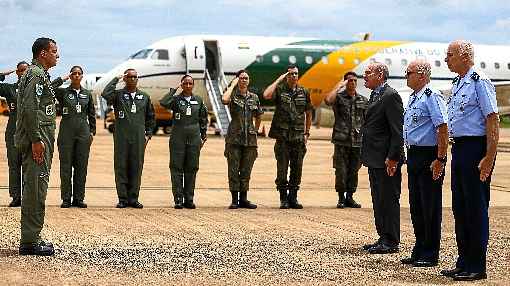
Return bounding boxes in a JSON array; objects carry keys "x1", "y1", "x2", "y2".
[{"x1": 125, "y1": 75, "x2": 138, "y2": 79}]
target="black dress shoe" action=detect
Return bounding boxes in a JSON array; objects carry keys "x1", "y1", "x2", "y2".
[
  {"x1": 413, "y1": 260, "x2": 438, "y2": 267},
  {"x1": 336, "y1": 201, "x2": 345, "y2": 209},
  {"x1": 184, "y1": 202, "x2": 196, "y2": 209},
  {"x1": 344, "y1": 195, "x2": 361, "y2": 208},
  {"x1": 129, "y1": 201, "x2": 143, "y2": 209},
  {"x1": 239, "y1": 200, "x2": 257, "y2": 209},
  {"x1": 60, "y1": 201, "x2": 71, "y2": 208},
  {"x1": 401, "y1": 257, "x2": 416, "y2": 265},
  {"x1": 453, "y1": 272, "x2": 487, "y2": 281},
  {"x1": 174, "y1": 202, "x2": 184, "y2": 209},
  {"x1": 19, "y1": 242, "x2": 54, "y2": 256},
  {"x1": 116, "y1": 201, "x2": 128, "y2": 208},
  {"x1": 440, "y1": 267, "x2": 463, "y2": 277},
  {"x1": 368, "y1": 243, "x2": 399, "y2": 254},
  {"x1": 72, "y1": 201, "x2": 88, "y2": 208},
  {"x1": 9, "y1": 198, "x2": 21, "y2": 207},
  {"x1": 363, "y1": 242, "x2": 379, "y2": 251}
]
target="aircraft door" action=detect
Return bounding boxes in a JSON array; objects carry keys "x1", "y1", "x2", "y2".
[{"x1": 184, "y1": 38, "x2": 206, "y2": 79}]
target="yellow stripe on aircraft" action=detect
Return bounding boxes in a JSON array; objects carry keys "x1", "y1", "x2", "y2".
[{"x1": 299, "y1": 41, "x2": 406, "y2": 106}]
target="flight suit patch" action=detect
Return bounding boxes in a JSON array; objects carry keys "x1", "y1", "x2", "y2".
[
  {"x1": 175, "y1": 112, "x2": 181, "y2": 120},
  {"x1": 68, "y1": 94, "x2": 74, "y2": 100},
  {"x1": 119, "y1": 110, "x2": 125, "y2": 119},
  {"x1": 136, "y1": 94, "x2": 143, "y2": 100},
  {"x1": 45, "y1": 105, "x2": 54, "y2": 116},
  {"x1": 79, "y1": 94, "x2": 88, "y2": 99},
  {"x1": 36, "y1": 84, "x2": 43, "y2": 96},
  {"x1": 190, "y1": 100, "x2": 198, "y2": 105},
  {"x1": 63, "y1": 107, "x2": 69, "y2": 114}
]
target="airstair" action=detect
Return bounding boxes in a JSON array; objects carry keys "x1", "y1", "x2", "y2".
[{"x1": 205, "y1": 69, "x2": 231, "y2": 136}]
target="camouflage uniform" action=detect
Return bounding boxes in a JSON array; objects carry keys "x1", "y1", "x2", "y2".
[
  {"x1": 328, "y1": 91, "x2": 368, "y2": 198},
  {"x1": 53, "y1": 78, "x2": 96, "y2": 205},
  {"x1": 15, "y1": 59, "x2": 56, "y2": 244},
  {"x1": 0, "y1": 77, "x2": 22, "y2": 202},
  {"x1": 224, "y1": 88, "x2": 263, "y2": 207},
  {"x1": 101, "y1": 78, "x2": 155, "y2": 205},
  {"x1": 160, "y1": 88, "x2": 208, "y2": 207},
  {"x1": 268, "y1": 82, "x2": 313, "y2": 207}
]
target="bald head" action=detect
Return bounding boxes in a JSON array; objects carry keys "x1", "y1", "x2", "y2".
[
  {"x1": 406, "y1": 60, "x2": 431, "y2": 91},
  {"x1": 363, "y1": 62, "x2": 388, "y2": 90},
  {"x1": 445, "y1": 40, "x2": 474, "y2": 75}
]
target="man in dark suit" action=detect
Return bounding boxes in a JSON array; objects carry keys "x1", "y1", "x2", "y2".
[{"x1": 360, "y1": 62, "x2": 404, "y2": 254}]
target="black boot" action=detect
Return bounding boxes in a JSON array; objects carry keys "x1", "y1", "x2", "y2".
[
  {"x1": 336, "y1": 192, "x2": 345, "y2": 209},
  {"x1": 239, "y1": 191, "x2": 257, "y2": 209},
  {"x1": 279, "y1": 189, "x2": 289, "y2": 209},
  {"x1": 8, "y1": 197, "x2": 21, "y2": 207},
  {"x1": 345, "y1": 193, "x2": 361, "y2": 208},
  {"x1": 229, "y1": 191, "x2": 239, "y2": 209},
  {"x1": 288, "y1": 189, "x2": 303, "y2": 209}
]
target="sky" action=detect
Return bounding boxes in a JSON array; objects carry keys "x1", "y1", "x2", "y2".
[{"x1": 1, "y1": 0, "x2": 509, "y2": 81}]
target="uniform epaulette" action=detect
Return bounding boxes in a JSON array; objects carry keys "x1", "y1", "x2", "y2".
[
  {"x1": 452, "y1": 76, "x2": 459, "y2": 84},
  {"x1": 471, "y1": 72, "x2": 480, "y2": 81},
  {"x1": 424, "y1": 88, "x2": 432, "y2": 97}
]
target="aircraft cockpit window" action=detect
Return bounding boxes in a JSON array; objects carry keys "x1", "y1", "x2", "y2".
[
  {"x1": 435, "y1": 60, "x2": 441, "y2": 67},
  {"x1": 151, "y1": 49, "x2": 169, "y2": 60},
  {"x1": 255, "y1": 55, "x2": 263, "y2": 63},
  {"x1": 495, "y1": 63, "x2": 500, "y2": 69},
  {"x1": 289, "y1": 55, "x2": 297, "y2": 64},
  {"x1": 508, "y1": 63, "x2": 510, "y2": 70},
  {"x1": 305, "y1": 56, "x2": 313, "y2": 64},
  {"x1": 480, "y1": 62, "x2": 486, "y2": 69},
  {"x1": 130, "y1": 49, "x2": 153, "y2": 59}
]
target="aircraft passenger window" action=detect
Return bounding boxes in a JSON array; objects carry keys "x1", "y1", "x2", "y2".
[
  {"x1": 255, "y1": 55, "x2": 263, "y2": 63},
  {"x1": 305, "y1": 56, "x2": 313, "y2": 64},
  {"x1": 385, "y1": 58, "x2": 392, "y2": 66},
  {"x1": 435, "y1": 60, "x2": 441, "y2": 67},
  {"x1": 338, "y1": 57, "x2": 345, "y2": 65},
  {"x1": 508, "y1": 63, "x2": 510, "y2": 70},
  {"x1": 495, "y1": 63, "x2": 500, "y2": 69},
  {"x1": 151, "y1": 49, "x2": 169, "y2": 60},
  {"x1": 369, "y1": 58, "x2": 376, "y2": 64},
  {"x1": 401, "y1": 59, "x2": 408, "y2": 66},
  {"x1": 321, "y1": 56, "x2": 328, "y2": 64},
  {"x1": 354, "y1": 58, "x2": 360, "y2": 65},
  {"x1": 480, "y1": 62, "x2": 486, "y2": 69},
  {"x1": 130, "y1": 49, "x2": 153, "y2": 59},
  {"x1": 272, "y1": 55, "x2": 280, "y2": 63},
  {"x1": 289, "y1": 55, "x2": 297, "y2": 64}
]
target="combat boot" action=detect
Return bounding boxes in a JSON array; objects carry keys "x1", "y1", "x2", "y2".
[
  {"x1": 60, "y1": 200, "x2": 71, "y2": 208},
  {"x1": 336, "y1": 192, "x2": 345, "y2": 209},
  {"x1": 279, "y1": 189, "x2": 289, "y2": 209},
  {"x1": 8, "y1": 197, "x2": 21, "y2": 207},
  {"x1": 229, "y1": 191, "x2": 239, "y2": 209},
  {"x1": 345, "y1": 193, "x2": 361, "y2": 208},
  {"x1": 174, "y1": 196, "x2": 184, "y2": 209},
  {"x1": 19, "y1": 241, "x2": 55, "y2": 256},
  {"x1": 239, "y1": 191, "x2": 257, "y2": 209},
  {"x1": 288, "y1": 189, "x2": 303, "y2": 209}
]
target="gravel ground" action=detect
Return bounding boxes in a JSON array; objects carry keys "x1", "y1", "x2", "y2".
[{"x1": 0, "y1": 118, "x2": 509, "y2": 285}]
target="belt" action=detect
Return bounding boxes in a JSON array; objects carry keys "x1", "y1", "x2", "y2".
[
  {"x1": 451, "y1": 136, "x2": 486, "y2": 144},
  {"x1": 407, "y1": 145, "x2": 437, "y2": 152}
]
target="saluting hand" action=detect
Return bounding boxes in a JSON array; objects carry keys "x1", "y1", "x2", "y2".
[
  {"x1": 478, "y1": 156, "x2": 495, "y2": 182},
  {"x1": 277, "y1": 72, "x2": 289, "y2": 83},
  {"x1": 430, "y1": 160, "x2": 444, "y2": 180},
  {"x1": 32, "y1": 141, "x2": 45, "y2": 165}
]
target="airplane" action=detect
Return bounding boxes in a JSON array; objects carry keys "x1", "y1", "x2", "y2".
[{"x1": 91, "y1": 35, "x2": 510, "y2": 134}]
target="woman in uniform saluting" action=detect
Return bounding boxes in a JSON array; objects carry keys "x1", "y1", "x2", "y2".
[
  {"x1": 53, "y1": 66, "x2": 96, "y2": 208},
  {"x1": 160, "y1": 75, "x2": 208, "y2": 209},
  {"x1": 222, "y1": 70, "x2": 263, "y2": 209}
]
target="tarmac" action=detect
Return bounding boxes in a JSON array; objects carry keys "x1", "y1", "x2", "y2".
[{"x1": 0, "y1": 118, "x2": 509, "y2": 285}]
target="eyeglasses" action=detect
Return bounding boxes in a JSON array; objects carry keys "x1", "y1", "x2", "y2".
[{"x1": 404, "y1": 70, "x2": 421, "y2": 78}]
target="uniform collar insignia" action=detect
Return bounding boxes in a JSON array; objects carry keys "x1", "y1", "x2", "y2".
[
  {"x1": 424, "y1": 88, "x2": 432, "y2": 97},
  {"x1": 470, "y1": 72, "x2": 480, "y2": 81}
]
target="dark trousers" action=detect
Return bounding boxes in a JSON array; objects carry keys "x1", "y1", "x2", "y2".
[
  {"x1": 274, "y1": 140, "x2": 306, "y2": 191},
  {"x1": 225, "y1": 144, "x2": 258, "y2": 192},
  {"x1": 451, "y1": 136, "x2": 491, "y2": 273},
  {"x1": 407, "y1": 146, "x2": 443, "y2": 262},
  {"x1": 333, "y1": 145, "x2": 361, "y2": 194},
  {"x1": 368, "y1": 167, "x2": 402, "y2": 247}
]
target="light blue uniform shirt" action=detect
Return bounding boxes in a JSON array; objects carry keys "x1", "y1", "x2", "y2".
[
  {"x1": 447, "y1": 67, "x2": 498, "y2": 137},
  {"x1": 404, "y1": 85, "x2": 448, "y2": 146}
]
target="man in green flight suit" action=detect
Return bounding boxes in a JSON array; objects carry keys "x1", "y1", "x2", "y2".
[
  {"x1": 15, "y1": 38, "x2": 59, "y2": 256},
  {"x1": 102, "y1": 69, "x2": 155, "y2": 209},
  {"x1": 263, "y1": 64, "x2": 313, "y2": 209},
  {"x1": 0, "y1": 61, "x2": 29, "y2": 207}
]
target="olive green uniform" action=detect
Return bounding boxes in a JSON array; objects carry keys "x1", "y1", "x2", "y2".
[
  {"x1": 160, "y1": 88, "x2": 208, "y2": 205},
  {"x1": 0, "y1": 78, "x2": 22, "y2": 201},
  {"x1": 101, "y1": 78, "x2": 155, "y2": 204},
  {"x1": 268, "y1": 82, "x2": 313, "y2": 195},
  {"x1": 224, "y1": 89, "x2": 263, "y2": 193},
  {"x1": 327, "y1": 90, "x2": 368, "y2": 194},
  {"x1": 53, "y1": 79, "x2": 96, "y2": 203},
  {"x1": 14, "y1": 60, "x2": 56, "y2": 244}
]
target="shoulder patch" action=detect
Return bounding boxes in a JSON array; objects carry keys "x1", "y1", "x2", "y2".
[
  {"x1": 471, "y1": 72, "x2": 480, "y2": 81},
  {"x1": 424, "y1": 88, "x2": 432, "y2": 97}
]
